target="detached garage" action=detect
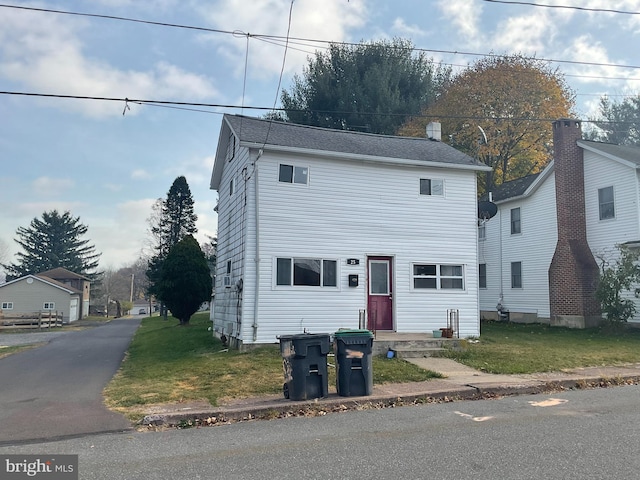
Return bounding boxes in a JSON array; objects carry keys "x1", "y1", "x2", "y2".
[{"x1": 0, "y1": 274, "x2": 82, "y2": 324}]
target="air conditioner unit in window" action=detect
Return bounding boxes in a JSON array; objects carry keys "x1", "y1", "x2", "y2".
[{"x1": 223, "y1": 275, "x2": 232, "y2": 288}]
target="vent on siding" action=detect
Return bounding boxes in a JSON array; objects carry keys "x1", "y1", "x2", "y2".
[{"x1": 223, "y1": 275, "x2": 232, "y2": 288}]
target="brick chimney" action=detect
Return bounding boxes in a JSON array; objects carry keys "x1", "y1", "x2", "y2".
[{"x1": 548, "y1": 119, "x2": 601, "y2": 328}]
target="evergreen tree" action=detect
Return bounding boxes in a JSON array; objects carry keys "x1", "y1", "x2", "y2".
[
  {"x1": 587, "y1": 95, "x2": 640, "y2": 145},
  {"x1": 281, "y1": 38, "x2": 451, "y2": 135},
  {"x1": 3, "y1": 210, "x2": 101, "y2": 280},
  {"x1": 146, "y1": 176, "x2": 198, "y2": 310},
  {"x1": 156, "y1": 235, "x2": 212, "y2": 325}
]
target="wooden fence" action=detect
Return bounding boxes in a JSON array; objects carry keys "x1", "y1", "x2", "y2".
[{"x1": 0, "y1": 311, "x2": 64, "y2": 330}]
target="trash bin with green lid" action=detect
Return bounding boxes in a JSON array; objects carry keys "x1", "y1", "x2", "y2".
[
  {"x1": 334, "y1": 329, "x2": 374, "y2": 397},
  {"x1": 279, "y1": 333, "x2": 330, "y2": 401}
]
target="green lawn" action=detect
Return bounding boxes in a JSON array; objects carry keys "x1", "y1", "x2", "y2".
[
  {"x1": 444, "y1": 321, "x2": 640, "y2": 374},
  {"x1": 103, "y1": 313, "x2": 437, "y2": 419}
]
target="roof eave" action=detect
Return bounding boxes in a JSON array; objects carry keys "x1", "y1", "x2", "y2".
[{"x1": 240, "y1": 142, "x2": 492, "y2": 172}]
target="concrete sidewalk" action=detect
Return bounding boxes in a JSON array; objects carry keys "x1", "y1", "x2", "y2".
[{"x1": 139, "y1": 358, "x2": 640, "y2": 428}]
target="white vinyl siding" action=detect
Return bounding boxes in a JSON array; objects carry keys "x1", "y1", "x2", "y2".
[
  {"x1": 212, "y1": 123, "x2": 484, "y2": 343},
  {"x1": 479, "y1": 170, "x2": 557, "y2": 319}
]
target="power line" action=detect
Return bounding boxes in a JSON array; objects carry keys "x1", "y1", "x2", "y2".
[
  {"x1": 3, "y1": 89, "x2": 635, "y2": 125},
  {"x1": 4, "y1": 3, "x2": 640, "y2": 73},
  {"x1": 480, "y1": 0, "x2": 640, "y2": 15}
]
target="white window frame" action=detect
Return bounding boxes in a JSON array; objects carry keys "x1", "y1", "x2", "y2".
[
  {"x1": 598, "y1": 186, "x2": 615, "y2": 220},
  {"x1": 511, "y1": 261, "x2": 522, "y2": 289},
  {"x1": 479, "y1": 263, "x2": 487, "y2": 289},
  {"x1": 1, "y1": 302, "x2": 13, "y2": 310},
  {"x1": 419, "y1": 178, "x2": 444, "y2": 196},
  {"x1": 226, "y1": 132, "x2": 236, "y2": 162},
  {"x1": 278, "y1": 164, "x2": 309, "y2": 185},
  {"x1": 478, "y1": 222, "x2": 486, "y2": 241},
  {"x1": 274, "y1": 257, "x2": 339, "y2": 288},
  {"x1": 229, "y1": 176, "x2": 236, "y2": 197},
  {"x1": 43, "y1": 302, "x2": 55, "y2": 310},
  {"x1": 511, "y1": 207, "x2": 521, "y2": 235},
  {"x1": 412, "y1": 263, "x2": 465, "y2": 291}
]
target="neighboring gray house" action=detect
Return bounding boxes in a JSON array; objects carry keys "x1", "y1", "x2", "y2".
[
  {"x1": 479, "y1": 119, "x2": 640, "y2": 326},
  {"x1": 0, "y1": 274, "x2": 82, "y2": 323},
  {"x1": 210, "y1": 114, "x2": 491, "y2": 349}
]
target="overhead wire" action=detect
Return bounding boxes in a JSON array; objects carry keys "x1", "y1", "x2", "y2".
[{"x1": 479, "y1": 0, "x2": 640, "y2": 15}]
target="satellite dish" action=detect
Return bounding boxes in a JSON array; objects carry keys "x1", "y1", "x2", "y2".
[{"x1": 478, "y1": 201, "x2": 498, "y2": 220}]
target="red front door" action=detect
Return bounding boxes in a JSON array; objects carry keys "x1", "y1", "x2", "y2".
[{"x1": 367, "y1": 257, "x2": 393, "y2": 331}]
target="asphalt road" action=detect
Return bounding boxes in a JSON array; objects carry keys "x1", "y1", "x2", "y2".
[
  {"x1": 0, "y1": 318, "x2": 141, "y2": 445},
  {"x1": 1, "y1": 384, "x2": 639, "y2": 479}
]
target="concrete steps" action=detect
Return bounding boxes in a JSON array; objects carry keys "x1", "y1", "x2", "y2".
[{"x1": 372, "y1": 336, "x2": 463, "y2": 358}]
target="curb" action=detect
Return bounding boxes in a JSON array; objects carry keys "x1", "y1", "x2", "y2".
[{"x1": 139, "y1": 373, "x2": 640, "y2": 429}]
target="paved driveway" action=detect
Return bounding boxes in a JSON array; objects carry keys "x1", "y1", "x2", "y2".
[{"x1": 0, "y1": 318, "x2": 141, "y2": 445}]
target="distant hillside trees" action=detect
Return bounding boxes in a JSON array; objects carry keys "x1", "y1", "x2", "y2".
[{"x1": 2, "y1": 210, "x2": 101, "y2": 280}]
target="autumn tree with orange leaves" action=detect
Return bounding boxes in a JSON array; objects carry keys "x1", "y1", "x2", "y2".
[{"x1": 399, "y1": 55, "x2": 575, "y2": 195}]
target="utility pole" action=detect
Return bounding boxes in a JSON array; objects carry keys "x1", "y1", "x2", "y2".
[{"x1": 130, "y1": 273, "x2": 134, "y2": 303}]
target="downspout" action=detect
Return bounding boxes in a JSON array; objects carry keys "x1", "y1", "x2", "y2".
[
  {"x1": 252, "y1": 158, "x2": 260, "y2": 342},
  {"x1": 497, "y1": 204, "x2": 505, "y2": 315}
]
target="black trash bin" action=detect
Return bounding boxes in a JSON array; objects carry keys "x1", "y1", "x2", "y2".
[
  {"x1": 279, "y1": 333, "x2": 330, "y2": 401},
  {"x1": 334, "y1": 329, "x2": 374, "y2": 397}
]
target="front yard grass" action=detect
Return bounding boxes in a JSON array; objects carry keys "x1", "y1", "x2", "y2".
[
  {"x1": 444, "y1": 320, "x2": 640, "y2": 374},
  {"x1": 103, "y1": 313, "x2": 438, "y2": 420}
]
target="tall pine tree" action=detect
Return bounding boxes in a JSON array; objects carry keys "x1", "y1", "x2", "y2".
[
  {"x1": 146, "y1": 176, "x2": 198, "y2": 308},
  {"x1": 3, "y1": 210, "x2": 101, "y2": 280}
]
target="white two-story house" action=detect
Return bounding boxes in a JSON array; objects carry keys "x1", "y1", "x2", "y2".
[
  {"x1": 210, "y1": 115, "x2": 491, "y2": 348},
  {"x1": 479, "y1": 119, "x2": 640, "y2": 326}
]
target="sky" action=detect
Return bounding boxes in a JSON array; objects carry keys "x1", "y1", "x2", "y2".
[{"x1": 2, "y1": 0, "x2": 640, "y2": 272}]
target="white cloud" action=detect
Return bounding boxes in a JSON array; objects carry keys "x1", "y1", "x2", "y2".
[
  {"x1": 199, "y1": 0, "x2": 368, "y2": 79},
  {"x1": 491, "y1": 12, "x2": 555, "y2": 54},
  {"x1": 32, "y1": 176, "x2": 75, "y2": 192},
  {"x1": 391, "y1": 18, "x2": 427, "y2": 37},
  {"x1": 0, "y1": 8, "x2": 219, "y2": 118},
  {"x1": 131, "y1": 169, "x2": 152, "y2": 180},
  {"x1": 436, "y1": 0, "x2": 482, "y2": 43}
]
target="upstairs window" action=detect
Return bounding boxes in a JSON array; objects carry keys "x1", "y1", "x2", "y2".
[
  {"x1": 226, "y1": 132, "x2": 236, "y2": 161},
  {"x1": 511, "y1": 207, "x2": 521, "y2": 235},
  {"x1": 276, "y1": 258, "x2": 337, "y2": 287},
  {"x1": 598, "y1": 186, "x2": 615, "y2": 220},
  {"x1": 229, "y1": 177, "x2": 236, "y2": 196},
  {"x1": 420, "y1": 178, "x2": 444, "y2": 196},
  {"x1": 279, "y1": 165, "x2": 308, "y2": 185}
]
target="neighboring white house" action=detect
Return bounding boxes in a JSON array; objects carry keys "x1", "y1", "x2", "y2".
[
  {"x1": 479, "y1": 119, "x2": 640, "y2": 325},
  {"x1": 210, "y1": 114, "x2": 491, "y2": 348}
]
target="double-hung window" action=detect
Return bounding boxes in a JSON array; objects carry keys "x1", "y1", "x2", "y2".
[
  {"x1": 279, "y1": 165, "x2": 308, "y2": 185},
  {"x1": 276, "y1": 258, "x2": 337, "y2": 287},
  {"x1": 413, "y1": 264, "x2": 464, "y2": 290},
  {"x1": 419, "y1": 178, "x2": 444, "y2": 196},
  {"x1": 479, "y1": 263, "x2": 487, "y2": 289},
  {"x1": 511, "y1": 262, "x2": 522, "y2": 288},
  {"x1": 511, "y1": 207, "x2": 521, "y2": 234},
  {"x1": 598, "y1": 186, "x2": 615, "y2": 220}
]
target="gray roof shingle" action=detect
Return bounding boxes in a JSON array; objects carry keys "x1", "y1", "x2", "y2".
[{"x1": 224, "y1": 114, "x2": 489, "y2": 169}]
